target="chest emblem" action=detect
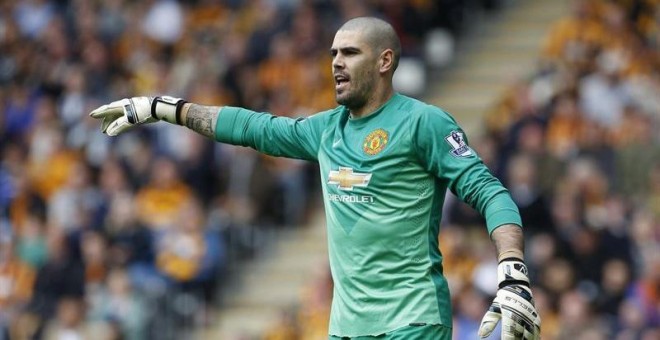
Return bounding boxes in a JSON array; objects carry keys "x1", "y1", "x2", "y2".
[
  {"x1": 363, "y1": 128, "x2": 389, "y2": 155},
  {"x1": 328, "y1": 167, "x2": 372, "y2": 191}
]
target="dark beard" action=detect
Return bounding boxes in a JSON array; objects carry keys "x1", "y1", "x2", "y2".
[
  {"x1": 336, "y1": 92, "x2": 368, "y2": 110},
  {"x1": 336, "y1": 78, "x2": 372, "y2": 111}
]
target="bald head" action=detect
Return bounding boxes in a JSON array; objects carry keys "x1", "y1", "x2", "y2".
[{"x1": 339, "y1": 17, "x2": 401, "y2": 72}]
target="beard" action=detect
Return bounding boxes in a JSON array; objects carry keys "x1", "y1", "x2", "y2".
[
  {"x1": 335, "y1": 74, "x2": 375, "y2": 111},
  {"x1": 336, "y1": 89, "x2": 367, "y2": 109}
]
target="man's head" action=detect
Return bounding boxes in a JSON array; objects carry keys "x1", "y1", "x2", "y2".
[{"x1": 331, "y1": 17, "x2": 401, "y2": 114}]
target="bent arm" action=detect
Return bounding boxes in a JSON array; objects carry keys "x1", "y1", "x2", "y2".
[{"x1": 414, "y1": 108, "x2": 523, "y2": 234}]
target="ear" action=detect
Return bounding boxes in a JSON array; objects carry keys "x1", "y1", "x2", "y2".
[{"x1": 378, "y1": 49, "x2": 394, "y2": 74}]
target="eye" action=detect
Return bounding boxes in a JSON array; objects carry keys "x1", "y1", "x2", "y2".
[{"x1": 343, "y1": 48, "x2": 360, "y2": 56}]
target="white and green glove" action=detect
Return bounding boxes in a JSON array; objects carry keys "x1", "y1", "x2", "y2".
[
  {"x1": 478, "y1": 258, "x2": 541, "y2": 340},
  {"x1": 89, "y1": 96, "x2": 187, "y2": 136}
]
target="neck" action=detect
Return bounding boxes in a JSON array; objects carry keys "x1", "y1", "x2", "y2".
[{"x1": 349, "y1": 86, "x2": 394, "y2": 119}]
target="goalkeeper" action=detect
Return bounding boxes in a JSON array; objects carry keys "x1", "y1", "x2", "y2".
[{"x1": 90, "y1": 17, "x2": 540, "y2": 340}]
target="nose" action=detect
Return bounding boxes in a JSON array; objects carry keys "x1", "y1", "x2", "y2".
[{"x1": 332, "y1": 54, "x2": 344, "y2": 70}]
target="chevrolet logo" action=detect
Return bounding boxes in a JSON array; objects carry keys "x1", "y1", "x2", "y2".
[{"x1": 328, "y1": 167, "x2": 372, "y2": 191}]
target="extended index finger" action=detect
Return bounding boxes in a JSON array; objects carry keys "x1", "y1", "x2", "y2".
[
  {"x1": 89, "y1": 104, "x2": 122, "y2": 119},
  {"x1": 89, "y1": 99, "x2": 129, "y2": 118}
]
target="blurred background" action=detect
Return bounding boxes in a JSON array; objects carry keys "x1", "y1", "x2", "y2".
[{"x1": 0, "y1": 0, "x2": 658, "y2": 339}]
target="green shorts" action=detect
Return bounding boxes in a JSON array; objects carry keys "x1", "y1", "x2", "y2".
[{"x1": 328, "y1": 324, "x2": 452, "y2": 340}]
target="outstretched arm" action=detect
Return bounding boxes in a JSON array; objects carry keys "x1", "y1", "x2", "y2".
[
  {"x1": 89, "y1": 96, "x2": 222, "y2": 139},
  {"x1": 89, "y1": 96, "x2": 324, "y2": 161},
  {"x1": 180, "y1": 103, "x2": 221, "y2": 139}
]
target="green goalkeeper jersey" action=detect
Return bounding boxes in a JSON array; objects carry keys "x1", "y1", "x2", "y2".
[{"x1": 215, "y1": 93, "x2": 522, "y2": 337}]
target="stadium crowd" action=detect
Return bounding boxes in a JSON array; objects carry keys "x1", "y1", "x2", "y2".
[{"x1": 0, "y1": 0, "x2": 657, "y2": 340}]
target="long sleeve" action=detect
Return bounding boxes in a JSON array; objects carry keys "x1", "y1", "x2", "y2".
[
  {"x1": 214, "y1": 106, "x2": 332, "y2": 161},
  {"x1": 413, "y1": 106, "x2": 522, "y2": 234}
]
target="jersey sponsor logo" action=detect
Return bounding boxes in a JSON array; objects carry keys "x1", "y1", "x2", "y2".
[
  {"x1": 445, "y1": 130, "x2": 474, "y2": 158},
  {"x1": 327, "y1": 167, "x2": 372, "y2": 191},
  {"x1": 363, "y1": 128, "x2": 389, "y2": 155},
  {"x1": 327, "y1": 194, "x2": 374, "y2": 203}
]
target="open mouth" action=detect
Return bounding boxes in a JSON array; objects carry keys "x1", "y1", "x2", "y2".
[{"x1": 335, "y1": 74, "x2": 349, "y2": 89}]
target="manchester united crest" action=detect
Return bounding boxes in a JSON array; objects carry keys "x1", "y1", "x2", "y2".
[{"x1": 363, "y1": 128, "x2": 389, "y2": 155}]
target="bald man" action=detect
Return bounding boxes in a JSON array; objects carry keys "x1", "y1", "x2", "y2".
[{"x1": 90, "y1": 17, "x2": 540, "y2": 340}]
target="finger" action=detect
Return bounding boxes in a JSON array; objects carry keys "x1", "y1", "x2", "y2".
[
  {"x1": 478, "y1": 306, "x2": 501, "y2": 338},
  {"x1": 523, "y1": 326, "x2": 538, "y2": 340},
  {"x1": 89, "y1": 99, "x2": 128, "y2": 118},
  {"x1": 500, "y1": 307, "x2": 527, "y2": 340},
  {"x1": 105, "y1": 116, "x2": 134, "y2": 136},
  {"x1": 530, "y1": 319, "x2": 541, "y2": 340},
  {"x1": 101, "y1": 116, "x2": 116, "y2": 133},
  {"x1": 90, "y1": 105, "x2": 123, "y2": 120},
  {"x1": 500, "y1": 308, "x2": 517, "y2": 340},
  {"x1": 521, "y1": 319, "x2": 540, "y2": 340}
]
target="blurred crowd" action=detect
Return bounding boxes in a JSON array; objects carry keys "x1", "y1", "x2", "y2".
[
  {"x1": 480, "y1": 0, "x2": 660, "y2": 338},
  {"x1": 0, "y1": 0, "x2": 493, "y2": 339},
  {"x1": 263, "y1": 0, "x2": 660, "y2": 339},
  {"x1": 1, "y1": 0, "x2": 657, "y2": 340}
]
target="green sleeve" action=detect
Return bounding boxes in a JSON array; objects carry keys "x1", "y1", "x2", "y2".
[
  {"x1": 413, "y1": 106, "x2": 522, "y2": 234},
  {"x1": 214, "y1": 106, "x2": 328, "y2": 161}
]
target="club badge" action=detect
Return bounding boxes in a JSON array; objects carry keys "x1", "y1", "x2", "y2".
[{"x1": 363, "y1": 128, "x2": 389, "y2": 155}]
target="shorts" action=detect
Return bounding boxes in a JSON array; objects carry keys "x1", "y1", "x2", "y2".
[{"x1": 328, "y1": 324, "x2": 452, "y2": 340}]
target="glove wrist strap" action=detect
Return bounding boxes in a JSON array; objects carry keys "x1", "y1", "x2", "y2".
[
  {"x1": 151, "y1": 96, "x2": 188, "y2": 125},
  {"x1": 497, "y1": 259, "x2": 530, "y2": 289}
]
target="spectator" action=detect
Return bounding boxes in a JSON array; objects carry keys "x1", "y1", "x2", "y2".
[
  {"x1": 105, "y1": 192, "x2": 161, "y2": 293},
  {"x1": 541, "y1": 0, "x2": 605, "y2": 63},
  {"x1": 453, "y1": 286, "x2": 494, "y2": 340},
  {"x1": 27, "y1": 229, "x2": 85, "y2": 325},
  {"x1": 88, "y1": 268, "x2": 146, "y2": 340},
  {"x1": 42, "y1": 297, "x2": 117, "y2": 340},
  {"x1": 134, "y1": 156, "x2": 192, "y2": 229},
  {"x1": 15, "y1": 214, "x2": 48, "y2": 269},
  {"x1": 0, "y1": 234, "x2": 36, "y2": 339},
  {"x1": 48, "y1": 161, "x2": 101, "y2": 232},
  {"x1": 12, "y1": 0, "x2": 54, "y2": 39},
  {"x1": 26, "y1": 124, "x2": 80, "y2": 201},
  {"x1": 4, "y1": 168, "x2": 46, "y2": 237},
  {"x1": 80, "y1": 230, "x2": 109, "y2": 290}
]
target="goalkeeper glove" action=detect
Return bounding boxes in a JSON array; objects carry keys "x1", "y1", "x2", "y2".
[
  {"x1": 89, "y1": 96, "x2": 187, "y2": 136},
  {"x1": 478, "y1": 258, "x2": 541, "y2": 340}
]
